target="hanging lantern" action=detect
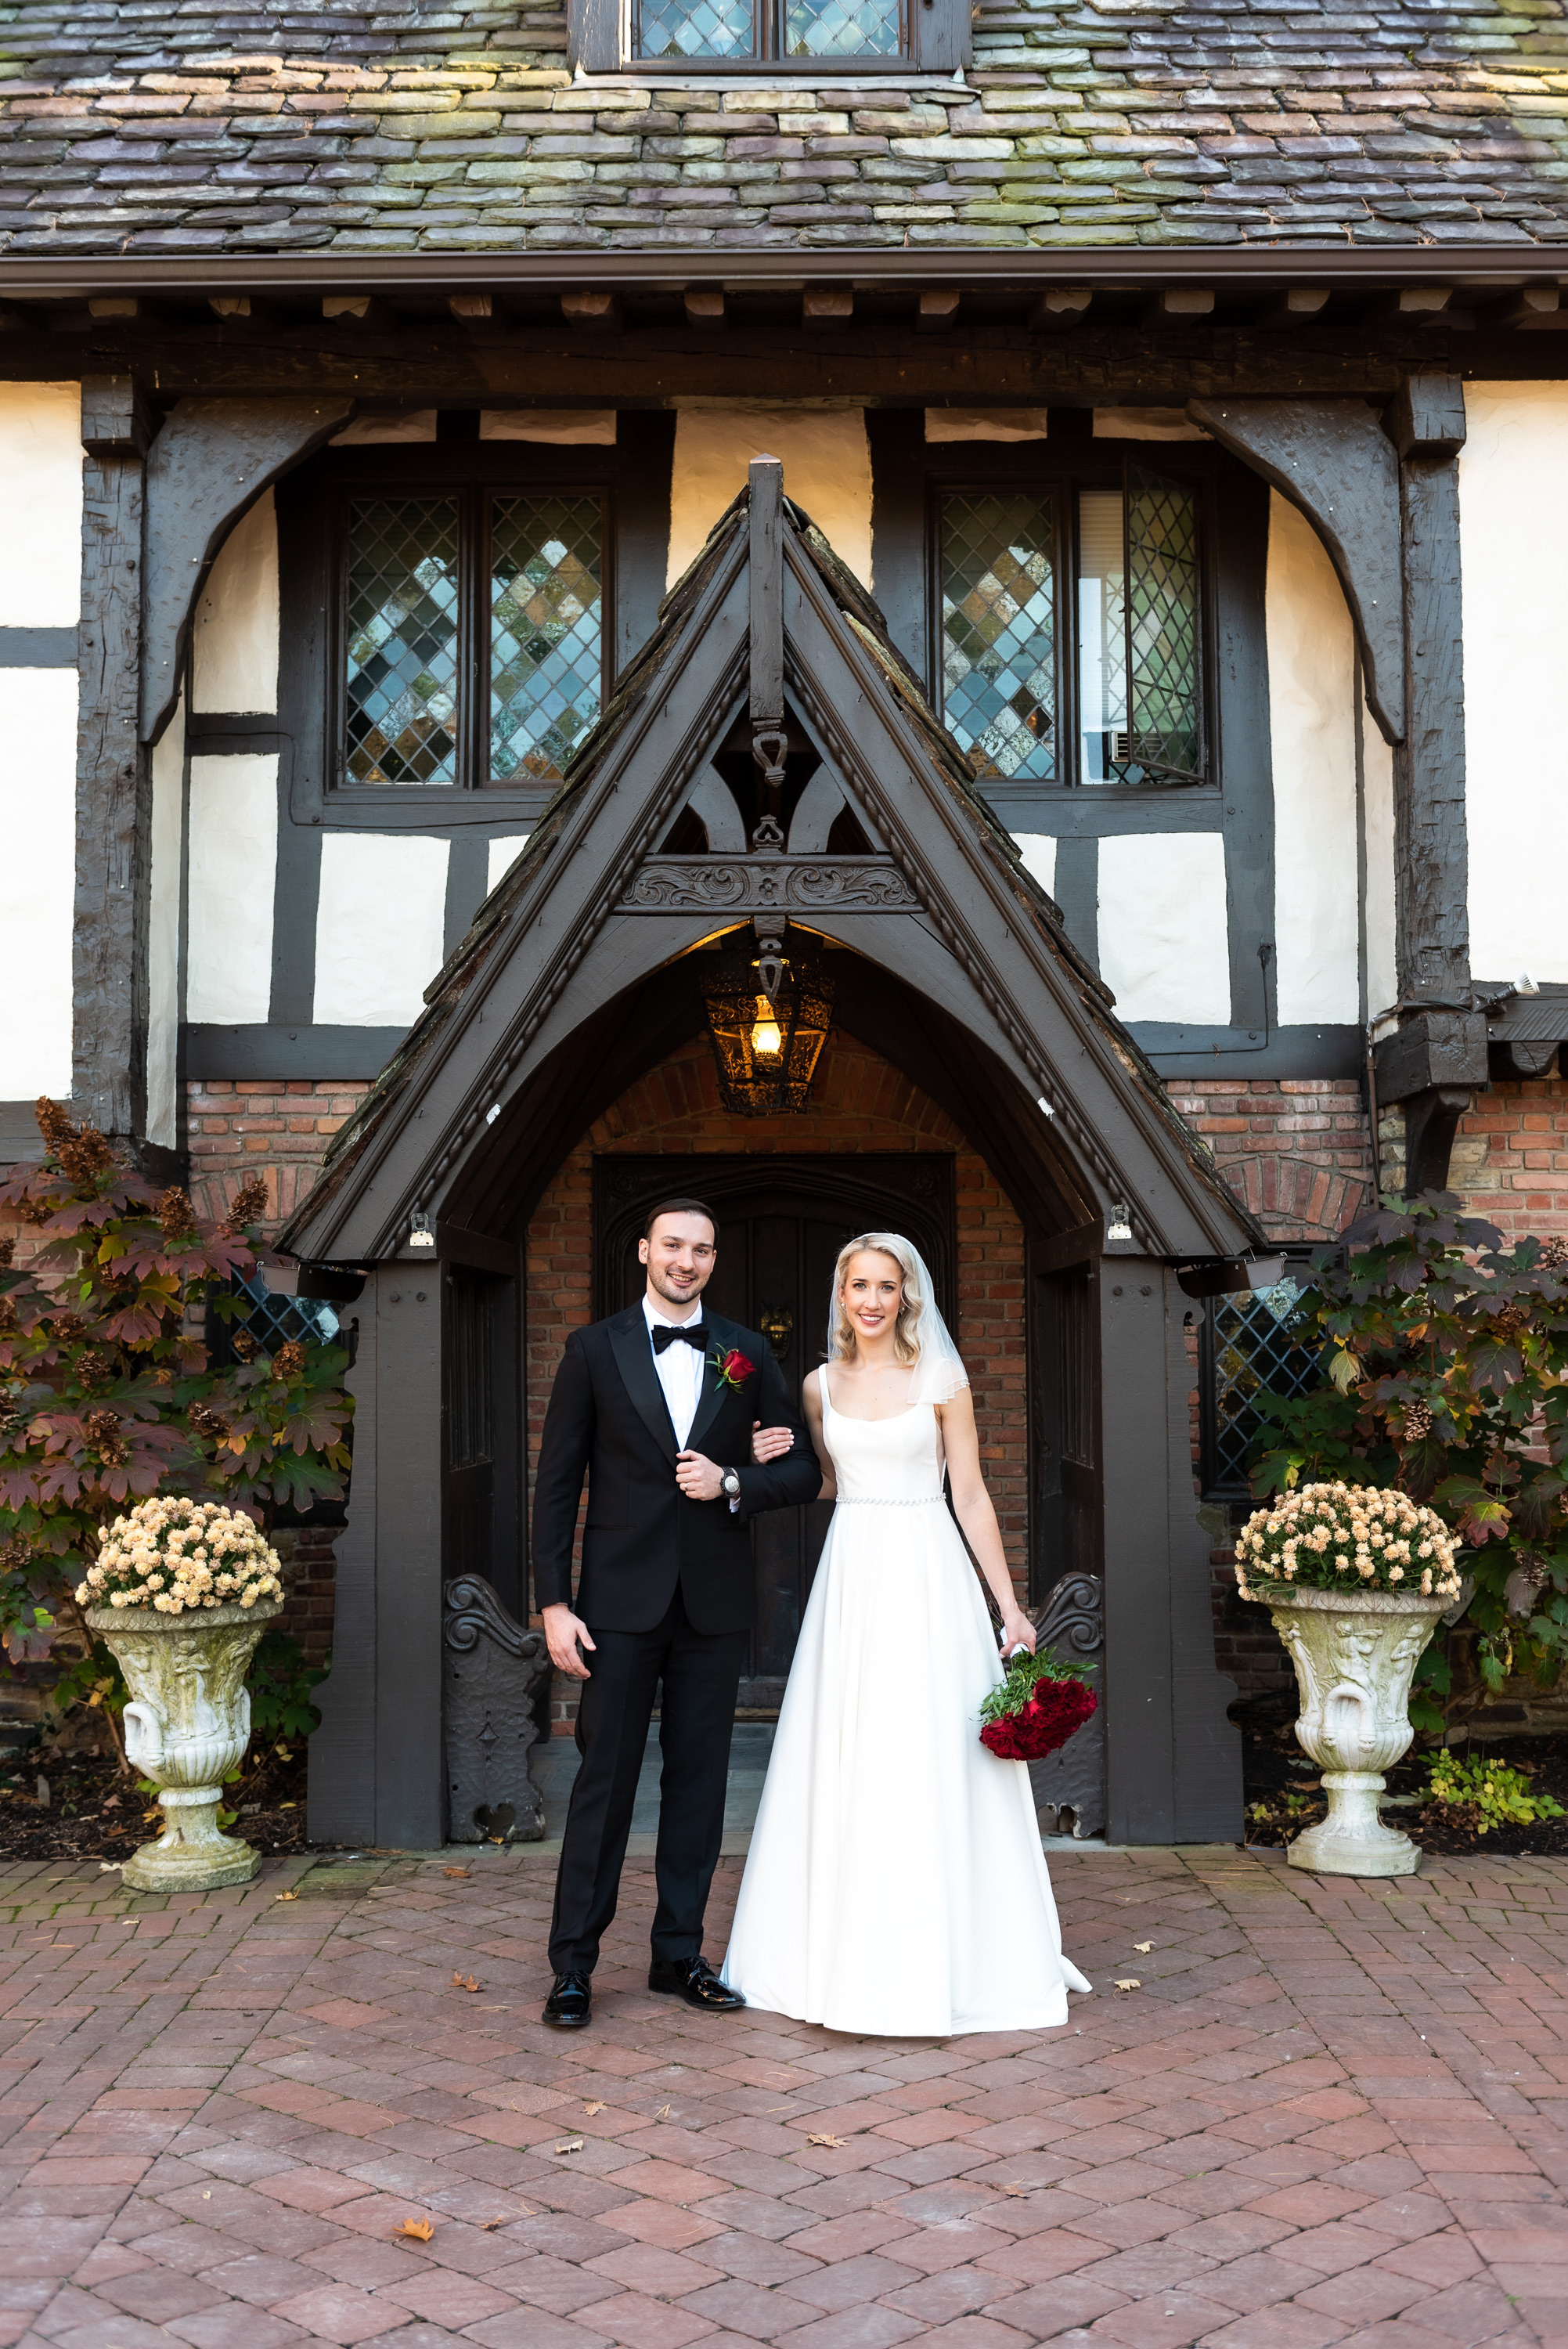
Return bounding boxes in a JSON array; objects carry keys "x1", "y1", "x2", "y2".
[{"x1": 701, "y1": 929, "x2": 834, "y2": 1116}]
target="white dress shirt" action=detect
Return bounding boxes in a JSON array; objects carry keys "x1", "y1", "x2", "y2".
[{"x1": 644, "y1": 1294, "x2": 706, "y2": 1450}]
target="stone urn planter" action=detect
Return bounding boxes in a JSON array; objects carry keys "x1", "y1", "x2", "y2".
[
  {"x1": 1235, "y1": 1481, "x2": 1463, "y2": 1880},
  {"x1": 87, "y1": 1596, "x2": 281, "y2": 1893},
  {"x1": 1263, "y1": 1586, "x2": 1448, "y2": 1878}
]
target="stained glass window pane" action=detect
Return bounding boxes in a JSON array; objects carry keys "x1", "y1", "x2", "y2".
[
  {"x1": 784, "y1": 0, "x2": 900, "y2": 55},
  {"x1": 1076, "y1": 488, "x2": 1126, "y2": 786},
  {"x1": 939, "y1": 492, "x2": 1055, "y2": 784},
  {"x1": 345, "y1": 498, "x2": 460, "y2": 785},
  {"x1": 636, "y1": 0, "x2": 752, "y2": 56},
  {"x1": 1127, "y1": 466, "x2": 1202, "y2": 782},
  {"x1": 1205, "y1": 1278, "x2": 1317, "y2": 1493},
  {"x1": 490, "y1": 496, "x2": 604, "y2": 785}
]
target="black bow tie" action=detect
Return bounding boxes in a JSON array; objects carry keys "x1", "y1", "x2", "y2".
[{"x1": 652, "y1": 1322, "x2": 705, "y2": 1354}]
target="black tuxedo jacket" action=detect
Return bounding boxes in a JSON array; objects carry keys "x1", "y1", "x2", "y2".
[{"x1": 532, "y1": 1307, "x2": 821, "y2": 1635}]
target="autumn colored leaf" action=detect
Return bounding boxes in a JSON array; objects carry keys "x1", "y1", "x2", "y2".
[
  {"x1": 806, "y1": 2133, "x2": 844, "y2": 2149},
  {"x1": 1114, "y1": 1979, "x2": 1141, "y2": 1992},
  {"x1": 554, "y1": 2139, "x2": 585, "y2": 2155},
  {"x1": 444, "y1": 1867, "x2": 470, "y2": 1879},
  {"x1": 583, "y1": 2102, "x2": 605, "y2": 2116},
  {"x1": 274, "y1": 1890, "x2": 298, "y2": 1902},
  {"x1": 1133, "y1": 1941, "x2": 1152, "y2": 1954},
  {"x1": 452, "y1": 1972, "x2": 481, "y2": 1993},
  {"x1": 395, "y1": 2217, "x2": 434, "y2": 2243}
]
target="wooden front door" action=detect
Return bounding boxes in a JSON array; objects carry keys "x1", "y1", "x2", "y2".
[{"x1": 594, "y1": 1154, "x2": 957, "y2": 1708}]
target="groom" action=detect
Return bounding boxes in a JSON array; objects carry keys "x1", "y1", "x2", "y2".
[{"x1": 533, "y1": 1196, "x2": 820, "y2": 2029}]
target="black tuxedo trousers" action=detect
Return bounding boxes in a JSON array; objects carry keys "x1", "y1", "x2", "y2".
[{"x1": 535, "y1": 1308, "x2": 820, "y2": 1974}]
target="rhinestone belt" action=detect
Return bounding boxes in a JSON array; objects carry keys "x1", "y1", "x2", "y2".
[{"x1": 834, "y1": 1495, "x2": 943, "y2": 1507}]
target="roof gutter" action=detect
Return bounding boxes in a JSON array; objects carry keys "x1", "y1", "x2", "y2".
[{"x1": 2, "y1": 245, "x2": 1566, "y2": 300}]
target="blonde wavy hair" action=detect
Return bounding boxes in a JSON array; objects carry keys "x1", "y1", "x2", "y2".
[{"x1": 827, "y1": 1232, "x2": 930, "y2": 1366}]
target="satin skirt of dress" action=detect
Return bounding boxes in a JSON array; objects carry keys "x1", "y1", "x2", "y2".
[{"x1": 722, "y1": 1489, "x2": 1092, "y2": 2037}]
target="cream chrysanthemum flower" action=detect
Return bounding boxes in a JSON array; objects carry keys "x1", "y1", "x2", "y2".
[{"x1": 77, "y1": 1499, "x2": 283, "y2": 1612}]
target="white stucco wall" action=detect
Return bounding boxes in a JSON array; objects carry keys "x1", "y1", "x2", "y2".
[
  {"x1": 146, "y1": 695, "x2": 186, "y2": 1149},
  {"x1": 0, "y1": 670, "x2": 77, "y2": 1096},
  {"x1": 488, "y1": 834, "x2": 530, "y2": 894},
  {"x1": 1266, "y1": 490, "x2": 1360, "y2": 1023},
  {"x1": 1462, "y1": 381, "x2": 1568, "y2": 982},
  {"x1": 1098, "y1": 833, "x2": 1231, "y2": 1023},
  {"x1": 191, "y1": 491, "x2": 279, "y2": 715},
  {"x1": 0, "y1": 384, "x2": 81, "y2": 627},
  {"x1": 1013, "y1": 834, "x2": 1057, "y2": 900},
  {"x1": 186, "y1": 755, "x2": 278, "y2": 1025},
  {"x1": 669, "y1": 407, "x2": 872, "y2": 590},
  {"x1": 315, "y1": 833, "x2": 449, "y2": 1026}
]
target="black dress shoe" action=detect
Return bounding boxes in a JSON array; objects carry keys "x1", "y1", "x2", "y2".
[
  {"x1": 648, "y1": 1954, "x2": 746, "y2": 2012},
  {"x1": 543, "y1": 1971, "x2": 593, "y2": 2028}
]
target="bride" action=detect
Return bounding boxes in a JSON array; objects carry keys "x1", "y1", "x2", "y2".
[{"x1": 722, "y1": 1232, "x2": 1090, "y2": 2037}]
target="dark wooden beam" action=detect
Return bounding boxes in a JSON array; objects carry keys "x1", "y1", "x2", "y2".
[
  {"x1": 1391, "y1": 372, "x2": 1469, "y2": 1002},
  {"x1": 917, "y1": 289, "x2": 961, "y2": 334},
  {"x1": 1480, "y1": 286, "x2": 1566, "y2": 330},
  {"x1": 683, "y1": 287, "x2": 726, "y2": 330},
  {"x1": 1186, "y1": 395, "x2": 1406, "y2": 746},
  {"x1": 614, "y1": 410, "x2": 676, "y2": 678},
  {"x1": 74, "y1": 375, "x2": 150, "y2": 1145},
  {"x1": 748, "y1": 453, "x2": 784, "y2": 727},
  {"x1": 141, "y1": 392, "x2": 354, "y2": 745}
]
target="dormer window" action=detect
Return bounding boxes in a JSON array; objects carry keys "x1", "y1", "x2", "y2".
[{"x1": 571, "y1": 0, "x2": 964, "y2": 73}]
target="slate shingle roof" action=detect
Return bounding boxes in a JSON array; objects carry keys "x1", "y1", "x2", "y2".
[{"x1": 4, "y1": 0, "x2": 1568, "y2": 254}]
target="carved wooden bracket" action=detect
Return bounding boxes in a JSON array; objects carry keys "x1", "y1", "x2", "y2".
[
  {"x1": 442, "y1": 1574, "x2": 550, "y2": 1845},
  {"x1": 619, "y1": 857, "x2": 919, "y2": 912},
  {"x1": 141, "y1": 394, "x2": 354, "y2": 745},
  {"x1": 1186, "y1": 395, "x2": 1406, "y2": 747}
]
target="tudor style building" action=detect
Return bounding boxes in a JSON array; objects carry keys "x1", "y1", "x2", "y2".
[{"x1": 3, "y1": 0, "x2": 1568, "y2": 1846}]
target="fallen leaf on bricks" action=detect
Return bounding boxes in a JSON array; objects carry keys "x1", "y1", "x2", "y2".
[
  {"x1": 555, "y1": 2138, "x2": 585, "y2": 2155},
  {"x1": 395, "y1": 2217, "x2": 434, "y2": 2243},
  {"x1": 584, "y1": 2102, "x2": 606, "y2": 2116},
  {"x1": 994, "y1": 2181, "x2": 1029, "y2": 2196},
  {"x1": 1114, "y1": 1979, "x2": 1141, "y2": 1993},
  {"x1": 655, "y1": 2103, "x2": 672, "y2": 2120},
  {"x1": 275, "y1": 1890, "x2": 298, "y2": 1902},
  {"x1": 1134, "y1": 1942, "x2": 1152, "y2": 1954},
  {"x1": 444, "y1": 1867, "x2": 470, "y2": 1879},
  {"x1": 452, "y1": 1972, "x2": 481, "y2": 1993},
  {"x1": 480, "y1": 2213, "x2": 526, "y2": 2228},
  {"x1": 806, "y1": 2133, "x2": 845, "y2": 2149}
]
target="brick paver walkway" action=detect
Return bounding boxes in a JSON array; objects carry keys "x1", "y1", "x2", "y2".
[{"x1": 3, "y1": 1846, "x2": 1566, "y2": 2349}]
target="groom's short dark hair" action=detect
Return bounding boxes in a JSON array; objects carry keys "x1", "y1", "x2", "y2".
[{"x1": 643, "y1": 1196, "x2": 718, "y2": 1242}]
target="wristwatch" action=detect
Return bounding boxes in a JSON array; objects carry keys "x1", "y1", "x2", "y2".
[{"x1": 722, "y1": 1468, "x2": 741, "y2": 1499}]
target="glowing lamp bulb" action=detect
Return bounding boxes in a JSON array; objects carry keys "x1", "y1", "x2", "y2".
[{"x1": 751, "y1": 998, "x2": 783, "y2": 1060}]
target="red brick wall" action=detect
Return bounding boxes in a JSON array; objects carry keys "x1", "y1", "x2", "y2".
[
  {"x1": 1170, "y1": 1078, "x2": 1373, "y2": 1243},
  {"x1": 186, "y1": 1078, "x2": 369, "y2": 1232},
  {"x1": 1450, "y1": 1077, "x2": 1568, "y2": 1241},
  {"x1": 526, "y1": 1029, "x2": 1028, "y2": 1730}
]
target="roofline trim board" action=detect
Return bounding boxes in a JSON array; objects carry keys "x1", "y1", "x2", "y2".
[{"x1": 5, "y1": 248, "x2": 1568, "y2": 300}]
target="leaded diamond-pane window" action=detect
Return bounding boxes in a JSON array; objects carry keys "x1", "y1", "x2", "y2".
[
  {"x1": 345, "y1": 498, "x2": 460, "y2": 785},
  {"x1": 491, "y1": 496, "x2": 603, "y2": 785},
  {"x1": 634, "y1": 0, "x2": 904, "y2": 58},
  {"x1": 337, "y1": 478, "x2": 607, "y2": 793},
  {"x1": 638, "y1": 0, "x2": 752, "y2": 54},
  {"x1": 939, "y1": 493, "x2": 1056, "y2": 784},
  {"x1": 1202, "y1": 1276, "x2": 1318, "y2": 1497},
  {"x1": 937, "y1": 460, "x2": 1206, "y2": 792}
]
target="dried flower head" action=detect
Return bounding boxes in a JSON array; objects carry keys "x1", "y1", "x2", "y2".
[
  {"x1": 0, "y1": 1235, "x2": 13, "y2": 1268},
  {"x1": 222, "y1": 1177, "x2": 269, "y2": 1237},
  {"x1": 34, "y1": 1097, "x2": 76, "y2": 1157},
  {"x1": 1491, "y1": 1301, "x2": 1527, "y2": 1337},
  {"x1": 229, "y1": 1330, "x2": 258, "y2": 1364},
  {"x1": 188, "y1": 1402, "x2": 230, "y2": 1441},
  {"x1": 1402, "y1": 1402, "x2": 1433, "y2": 1443},
  {"x1": 82, "y1": 1408, "x2": 129, "y2": 1467},
  {"x1": 74, "y1": 1348, "x2": 111, "y2": 1390},
  {"x1": 1540, "y1": 1236, "x2": 1568, "y2": 1270},
  {"x1": 272, "y1": 1340, "x2": 307, "y2": 1383},
  {"x1": 48, "y1": 1311, "x2": 87, "y2": 1346},
  {"x1": 158, "y1": 1186, "x2": 197, "y2": 1242},
  {"x1": 0, "y1": 1533, "x2": 29, "y2": 1575},
  {"x1": 12, "y1": 1196, "x2": 49, "y2": 1228}
]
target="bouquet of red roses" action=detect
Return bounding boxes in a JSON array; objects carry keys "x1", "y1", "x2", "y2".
[{"x1": 979, "y1": 1644, "x2": 1098, "y2": 1763}]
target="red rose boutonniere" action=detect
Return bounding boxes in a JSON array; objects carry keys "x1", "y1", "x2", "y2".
[{"x1": 712, "y1": 1347, "x2": 754, "y2": 1392}]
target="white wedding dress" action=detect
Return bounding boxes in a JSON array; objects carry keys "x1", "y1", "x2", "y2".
[{"x1": 722, "y1": 1366, "x2": 1091, "y2": 2037}]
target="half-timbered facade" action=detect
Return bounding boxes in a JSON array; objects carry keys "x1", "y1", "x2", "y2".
[{"x1": 4, "y1": 0, "x2": 1568, "y2": 1844}]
